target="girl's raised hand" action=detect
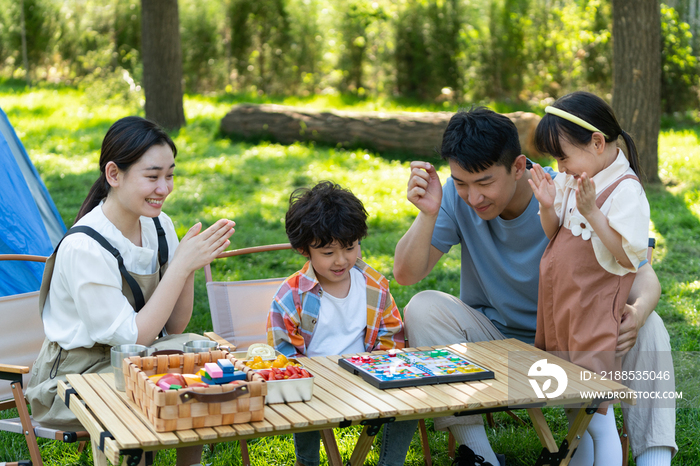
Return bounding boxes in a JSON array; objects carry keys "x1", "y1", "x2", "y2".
[
  {"x1": 172, "y1": 219, "x2": 236, "y2": 274},
  {"x1": 575, "y1": 173, "x2": 597, "y2": 217},
  {"x1": 528, "y1": 163, "x2": 556, "y2": 209}
]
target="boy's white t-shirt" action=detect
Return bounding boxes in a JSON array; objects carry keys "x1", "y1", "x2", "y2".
[{"x1": 306, "y1": 268, "x2": 367, "y2": 357}]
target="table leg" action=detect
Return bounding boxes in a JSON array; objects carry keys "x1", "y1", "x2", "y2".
[
  {"x1": 560, "y1": 406, "x2": 595, "y2": 466},
  {"x1": 348, "y1": 426, "x2": 375, "y2": 466},
  {"x1": 321, "y1": 429, "x2": 342, "y2": 466},
  {"x1": 418, "y1": 420, "x2": 433, "y2": 466},
  {"x1": 90, "y1": 439, "x2": 109, "y2": 466},
  {"x1": 530, "y1": 405, "x2": 595, "y2": 466},
  {"x1": 527, "y1": 408, "x2": 558, "y2": 454},
  {"x1": 239, "y1": 440, "x2": 250, "y2": 466}
]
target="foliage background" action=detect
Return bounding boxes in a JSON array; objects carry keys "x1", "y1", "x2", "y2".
[{"x1": 0, "y1": 0, "x2": 699, "y2": 113}]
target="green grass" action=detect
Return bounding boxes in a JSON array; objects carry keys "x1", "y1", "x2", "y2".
[{"x1": 1, "y1": 84, "x2": 698, "y2": 465}]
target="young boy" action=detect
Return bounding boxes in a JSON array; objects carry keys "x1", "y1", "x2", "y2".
[{"x1": 266, "y1": 180, "x2": 405, "y2": 466}]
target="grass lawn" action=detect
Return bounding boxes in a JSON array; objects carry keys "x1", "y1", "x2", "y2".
[{"x1": 1, "y1": 82, "x2": 698, "y2": 465}]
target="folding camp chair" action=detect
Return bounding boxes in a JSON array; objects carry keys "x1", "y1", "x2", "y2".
[
  {"x1": 0, "y1": 254, "x2": 89, "y2": 466},
  {"x1": 204, "y1": 243, "x2": 342, "y2": 466}
]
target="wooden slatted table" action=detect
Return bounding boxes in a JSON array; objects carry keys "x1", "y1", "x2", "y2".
[{"x1": 57, "y1": 339, "x2": 634, "y2": 466}]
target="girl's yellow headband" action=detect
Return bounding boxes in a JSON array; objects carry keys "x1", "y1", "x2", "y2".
[{"x1": 544, "y1": 106, "x2": 608, "y2": 138}]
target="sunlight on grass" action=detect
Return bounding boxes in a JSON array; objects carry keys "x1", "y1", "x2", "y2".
[
  {"x1": 31, "y1": 152, "x2": 97, "y2": 175},
  {"x1": 659, "y1": 129, "x2": 700, "y2": 189}
]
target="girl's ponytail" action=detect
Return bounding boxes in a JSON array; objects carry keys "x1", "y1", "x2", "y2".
[
  {"x1": 75, "y1": 173, "x2": 110, "y2": 222},
  {"x1": 620, "y1": 130, "x2": 645, "y2": 187}
]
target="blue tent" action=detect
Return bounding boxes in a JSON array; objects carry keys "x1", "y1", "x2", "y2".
[{"x1": 0, "y1": 107, "x2": 66, "y2": 297}]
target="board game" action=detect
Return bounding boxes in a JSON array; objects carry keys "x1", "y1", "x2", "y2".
[{"x1": 338, "y1": 348, "x2": 495, "y2": 389}]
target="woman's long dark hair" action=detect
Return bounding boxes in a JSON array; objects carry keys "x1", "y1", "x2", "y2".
[
  {"x1": 535, "y1": 91, "x2": 644, "y2": 186},
  {"x1": 76, "y1": 117, "x2": 177, "y2": 221}
]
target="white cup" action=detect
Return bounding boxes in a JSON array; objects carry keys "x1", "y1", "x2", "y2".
[{"x1": 111, "y1": 344, "x2": 148, "y2": 391}]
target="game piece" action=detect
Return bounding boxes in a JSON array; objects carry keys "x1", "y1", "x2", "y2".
[
  {"x1": 338, "y1": 348, "x2": 494, "y2": 389},
  {"x1": 156, "y1": 373, "x2": 187, "y2": 391},
  {"x1": 204, "y1": 362, "x2": 223, "y2": 378},
  {"x1": 217, "y1": 358, "x2": 234, "y2": 374},
  {"x1": 201, "y1": 371, "x2": 247, "y2": 385}
]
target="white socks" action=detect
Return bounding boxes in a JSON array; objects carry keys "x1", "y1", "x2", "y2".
[
  {"x1": 449, "y1": 424, "x2": 500, "y2": 465},
  {"x1": 635, "y1": 447, "x2": 672, "y2": 466},
  {"x1": 565, "y1": 406, "x2": 621, "y2": 466}
]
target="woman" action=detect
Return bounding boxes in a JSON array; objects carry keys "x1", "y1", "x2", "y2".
[{"x1": 26, "y1": 116, "x2": 234, "y2": 466}]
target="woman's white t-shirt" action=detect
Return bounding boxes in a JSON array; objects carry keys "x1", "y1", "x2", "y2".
[
  {"x1": 306, "y1": 268, "x2": 367, "y2": 357},
  {"x1": 41, "y1": 204, "x2": 179, "y2": 349}
]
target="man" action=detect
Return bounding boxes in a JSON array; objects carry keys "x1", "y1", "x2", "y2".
[{"x1": 392, "y1": 107, "x2": 677, "y2": 465}]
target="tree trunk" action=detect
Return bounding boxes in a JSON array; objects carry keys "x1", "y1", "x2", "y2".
[
  {"x1": 20, "y1": 0, "x2": 30, "y2": 86},
  {"x1": 220, "y1": 104, "x2": 543, "y2": 159},
  {"x1": 140, "y1": 0, "x2": 186, "y2": 131},
  {"x1": 612, "y1": 0, "x2": 661, "y2": 184}
]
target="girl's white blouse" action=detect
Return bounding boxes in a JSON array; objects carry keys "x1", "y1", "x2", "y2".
[
  {"x1": 41, "y1": 204, "x2": 179, "y2": 349},
  {"x1": 552, "y1": 149, "x2": 650, "y2": 276}
]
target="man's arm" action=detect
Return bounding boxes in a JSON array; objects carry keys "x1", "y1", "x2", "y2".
[
  {"x1": 394, "y1": 218, "x2": 445, "y2": 285},
  {"x1": 617, "y1": 262, "x2": 661, "y2": 356},
  {"x1": 394, "y1": 162, "x2": 445, "y2": 285}
]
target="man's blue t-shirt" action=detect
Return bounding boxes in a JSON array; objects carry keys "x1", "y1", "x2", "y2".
[{"x1": 431, "y1": 171, "x2": 554, "y2": 343}]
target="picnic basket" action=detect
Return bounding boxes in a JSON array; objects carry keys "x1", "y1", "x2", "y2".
[{"x1": 124, "y1": 349, "x2": 266, "y2": 432}]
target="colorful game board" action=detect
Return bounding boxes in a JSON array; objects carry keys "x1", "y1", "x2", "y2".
[{"x1": 338, "y1": 348, "x2": 495, "y2": 389}]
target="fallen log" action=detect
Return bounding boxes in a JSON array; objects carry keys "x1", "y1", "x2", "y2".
[{"x1": 220, "y1": 103, "x2": 543, "y2": 159}]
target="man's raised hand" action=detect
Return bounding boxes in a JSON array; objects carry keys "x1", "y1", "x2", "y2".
[{"x1": 407, "y1": 161, "x2": 442, "y2": 217}]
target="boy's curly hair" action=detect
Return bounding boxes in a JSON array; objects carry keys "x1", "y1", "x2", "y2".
[{"x1": 285, "y1": 181, "x2": 368, "y2": 255}]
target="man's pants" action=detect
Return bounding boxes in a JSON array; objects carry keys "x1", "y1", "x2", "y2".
[{"x1": 404, "y1": 290, "x2": 678, "y2": 458}]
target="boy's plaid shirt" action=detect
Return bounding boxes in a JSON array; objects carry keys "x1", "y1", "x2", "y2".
[{"x1": 267, "y1": 258, "x2": 405, "y2": 357}]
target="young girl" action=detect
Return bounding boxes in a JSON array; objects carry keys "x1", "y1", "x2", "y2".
[
  {"x1": 529, "y1": 91, "x2": 650, "y2": 466},
  {"x1": 25, "y1": 116, "x2": 235, "y2": 466}
]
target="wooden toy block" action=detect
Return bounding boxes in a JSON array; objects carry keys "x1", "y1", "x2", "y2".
[
  {"x1": 204, "y1": 362, "x2": 223, "y2": 378},
  {"x1": 217, "y1": 358, "x2": 235, "y2": 374},
  {"x1": 201, "y1": 371, "x2": 247, "y2": 385}
]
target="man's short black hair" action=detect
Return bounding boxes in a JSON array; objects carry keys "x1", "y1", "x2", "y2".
[
  {"x1": 440, "y1": 107, "x2": 522, "y2": 173},
  {"x1": 285, "y1": 181, "x2": 368, "y2": 255}
]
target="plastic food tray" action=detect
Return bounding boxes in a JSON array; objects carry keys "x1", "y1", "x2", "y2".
[
  {"x1": 262, "y1": 370, "x2": 314, "y2": 403},
  {"x1": 236, "y1": 353, "x2": 315, "y2": 403}
]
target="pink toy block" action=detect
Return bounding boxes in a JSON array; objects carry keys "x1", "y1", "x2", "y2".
[{"x1": 204, "y1": 362, "x2": 223, "y2": 378}]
